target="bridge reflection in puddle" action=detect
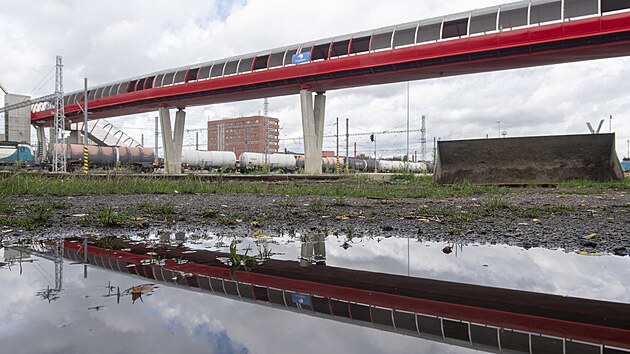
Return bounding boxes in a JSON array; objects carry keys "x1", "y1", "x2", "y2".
[{"x1": 1, "y1": 233, "x2": 629, "y2": 354}]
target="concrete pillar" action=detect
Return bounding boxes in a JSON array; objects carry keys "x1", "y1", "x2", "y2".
[
  {"x1": 300, "y1": 90, "x2": 326, "y2": 174},
  {"x1": 174, "y1": 109, "x2": 186, "y2": 165},
  {"x1": 300, "y1": 237, "x2": 314, "y2": 268},
  {"x1": 36, "y1": 126, "x2": 48, "y2": 162},
  {"x1": 4, "y1": 94, "x2": 31, "y2": 143},
  {"x1": 159, "y1": 107, "x2": 173, "y2": 170},
  {"x1": 159, "y1": 107, "x2": 186, "y2": 174},
  {"x1": 314, "y1": 93, "x2": 326, "y2": 153},
  {"x1": 68, "y1": 130, "x2": 81, "y2": 144},
  {"x1": 313, "y1": 234, "x2": 326, "y2": 264}
]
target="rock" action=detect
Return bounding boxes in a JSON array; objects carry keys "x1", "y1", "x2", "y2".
[
  {"x1": 612, "y1": 247, "x2": 628, "y2": 256},
  {"x1": 581, "y1": 240, "x2": 598, "y2": 248}
]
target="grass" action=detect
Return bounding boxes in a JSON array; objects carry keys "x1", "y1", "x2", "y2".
[
  {"x1": 0, "y1": 174, "x2": 508, "y2": 199},
  {"x1": 0, "y1": 201, "x2": 14, "y2": 214},
  {"x1": 200, "y1": 209, "x2": 219, "y2": 218},
  {"x1": 138, "y1": 201, "x2": 175, "y2": 221},
  {"x1": 418, "y1": 200, "x2": 576, "y2": 228},
  {"x1": 308, "y1": 198, "x2": 329, "y2": 214},
  {"x1": 228, "y1": 241, "x2": 257, "y2": 280},
  {"x1": 218, "y1": 211, "x2": 244, "y2": 226},
  {"x1": 0, "y1": 174, "x2": 627, "y2": 200},
  {"x1": 484, "y1": 197, "x2": 513, "y2": 212},
  {"x1": 95, "y1": 206, "x2": 129, "y2": 227},
  {"x1": 27, "y1": 203, "x2": 54, "y2": 225},
  {"x1": 0, "y1": 202, "x2": 54, "y2": 230}
]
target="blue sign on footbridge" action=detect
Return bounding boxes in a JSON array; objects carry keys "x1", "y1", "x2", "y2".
[{"x1": 291, "y1": 52, "x2": 311, "y2": 65}]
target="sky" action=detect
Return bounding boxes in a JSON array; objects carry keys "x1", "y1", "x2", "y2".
[
  {"x1": 0, "y1": 0, "x2": 629, "y2": 160},
  {"x1": 1, "y1": 235, "x2": 629, "y2": 353}
]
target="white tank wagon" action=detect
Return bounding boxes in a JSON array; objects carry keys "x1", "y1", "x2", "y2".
[
  {"x1": 408, "y1": 161, "x2": 429, "y2": 173},
  {"x1": 181, "y1": 150, "x2": 237, "y2": 170},
  {"x1": 377, "y1": 160, "x2": 428, "y2": 173},
  {"x1": 377, "y1": 160, "x2": 403, "y2": 172},
  {"x1": 239, "y1": 152, "x2": 296, "y2": 172},
  {"x1": 48, "y1": 144, "x2": 155, "y2": 169}
]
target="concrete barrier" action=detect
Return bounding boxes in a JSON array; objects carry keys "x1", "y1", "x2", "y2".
[{"x1": 433, "y1": 133, "x2": 624, "y2": 185}]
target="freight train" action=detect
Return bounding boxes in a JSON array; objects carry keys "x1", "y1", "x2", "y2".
[
  {"x1": 48, "y1": 144, "x2": 155, "y2": 170},
  {"x1": 4, "y1": 142, "x2": 429, "y2": 173},
  {"x1": 296, "y1": 155, "x2": 428, "y2": 173}
]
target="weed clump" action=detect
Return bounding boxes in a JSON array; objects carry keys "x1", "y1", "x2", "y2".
[
  {"x1": 95, "y1": 206, "x2": 128, "y2": 227},
  {"x1": 138, "y1": 201, "x2": 175, "y2": 221}
]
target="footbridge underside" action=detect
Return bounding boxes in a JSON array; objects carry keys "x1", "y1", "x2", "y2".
[{"x1": 31, "y1": 12, "x2": 630, "y2": 125}]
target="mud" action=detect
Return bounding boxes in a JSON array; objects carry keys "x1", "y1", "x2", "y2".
[{"x1": 3, "y1": 187, "x2": 630, "y2": 256}]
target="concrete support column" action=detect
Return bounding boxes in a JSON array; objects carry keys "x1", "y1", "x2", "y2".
[
  {"x1": 299, "y1": 234, "x2": 326, "y2": 268},
  {"x1": 68, "y1": 130, "x2": 81, "y2": 144},
  {"x1": 4, "y1": 94, "x2": 31, "y2": 143},
  {"x1": 159, "y1": 107, "x2": 186, "y2": 174},
  {"x1": 300, "y1": 90, "x2": 326, "y2": 174},
  {"x1": 300, "y1": 237, "x2": 314, "y2": 268},
  {"x1": 36, "y1": 126, "x2": 48, "y2": 162},
  {"x1": 174, "y1": 109, "x2": 186, "y2": 164},
  {"x1": 47, "y1": 127, "x2": 54, "y2": 159},
  {"x1": 313, "y1": 234, "x2": 326, "y2": 264}
]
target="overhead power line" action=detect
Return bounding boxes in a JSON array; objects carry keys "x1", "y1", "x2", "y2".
[{"x1": 280, "y1": 128, "x2": 423, "y2": 141}]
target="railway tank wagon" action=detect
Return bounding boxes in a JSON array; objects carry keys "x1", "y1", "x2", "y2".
[
  {"x1": 239, "y1": 152, "x2": 296, "y2": 172},
  {"x1": 49, "y1": 144, "x2": 155, "y2": 170},
  {"x1": 297, "y1": 156, "x2": 428, "y2": 173},
  {"x1": 181, "y1": 150, "x2": 237, "y2": 170},
  {"x1": 378, "y1": 160, "x2": 429, "y2": 173}
]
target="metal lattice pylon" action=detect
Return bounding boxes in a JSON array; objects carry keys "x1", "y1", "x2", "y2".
[
  {"x1": 52, "y1": 238, "x2": 64, "y2": 291},
  {"x1": 53, "y1": 55, "x2": 66, "y2": 172}
]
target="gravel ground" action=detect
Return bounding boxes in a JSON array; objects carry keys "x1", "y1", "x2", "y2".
[{"x1": 3, "y1": 187, "x2": 630, "y2": 256}]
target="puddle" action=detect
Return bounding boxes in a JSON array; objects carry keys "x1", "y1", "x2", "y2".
[{"x1": 1, "y1": 232, "x2": 629, "y2": 354}]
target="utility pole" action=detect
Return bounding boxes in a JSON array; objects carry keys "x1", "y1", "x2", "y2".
[
  {"x1": 335, "y1": 117, "x2": 339, "y2": 174},
  {"x1": 406, "y1": 81, "x2": 410, "y2": 165},
  {"x1": 497, "y1": 121, "x2": 501, "y2": 138},
  {"x1": 420, "y1": 115, "x2": 426, "y2": 162},
  {"x1": 154, "y1": 117, "x2": 159, "y2": 164},
  {"x1": 263, "y1": 98, "x2": 269, "y2": 165},
  {"x1": 370, "y1": 133, "x2": 377, "y2": 173},
  {"x1": 433, "y1": 137, "x2": 437, "y2": 165},
  {"x1": 345, "y1": 118, "x2": 349, "y2": 172},
  {"x1": 82, "y1": 78, "x2": 88, "y2": 174},
  {"x1": 609, "y1": 115, "x2": 613, "y2": 133},
  {"x1": 336, "y1": 117, "x2": 339, "y2": 158}
]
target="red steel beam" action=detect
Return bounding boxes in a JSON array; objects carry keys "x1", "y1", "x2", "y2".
[{"x1": 31, "y1": 13, "x2": 630, "y2": 126}]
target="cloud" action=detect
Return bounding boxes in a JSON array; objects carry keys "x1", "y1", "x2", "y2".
[{"x1": 1, "y1": 0, "x2": 628, "y2": 159}]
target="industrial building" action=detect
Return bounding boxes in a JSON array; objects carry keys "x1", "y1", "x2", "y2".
[{"x1": 207, "y1": 116, "x2": 279, "y2": 158}]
